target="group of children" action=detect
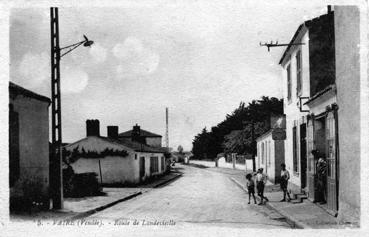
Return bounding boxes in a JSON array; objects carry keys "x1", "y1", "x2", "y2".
[{"x1": 245, "y1": 163, "x2": 291, "y2": 205}]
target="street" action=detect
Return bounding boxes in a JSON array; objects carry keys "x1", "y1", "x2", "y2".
[{"x1": 88, "y1": 164, "x2": 292, "y2": 229}]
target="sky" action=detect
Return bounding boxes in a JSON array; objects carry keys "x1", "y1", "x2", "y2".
[{"x1": 9, "y1": 0, "x2": 328, "y2": 151}]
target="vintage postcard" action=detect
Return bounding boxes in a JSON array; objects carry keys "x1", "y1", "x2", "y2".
[{"x1": 1, "y1": 0, "x2": 368, "y2": 236}]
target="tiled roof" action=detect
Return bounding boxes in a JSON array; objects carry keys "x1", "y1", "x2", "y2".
[
  {"x1": 65, "y1": 136, "x2": 133, "y2": 154},
  {"x1": 9, "y1": 81, "x2": 51, "y2": 103},
  {"x1": 119, "y1": 129, "x2": 162, "y2": 138},
  {"x1": 64, "y1": 136, "x2": 167, "y2": 155},
  {"x1": 116, "y1": 138, "x2": 167, "y2": 153}
]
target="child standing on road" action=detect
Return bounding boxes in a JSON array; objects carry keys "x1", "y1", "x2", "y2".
[
  {"x1": 245, "y1": 173, "x2": 257, "y2": 204},
  {"x1": 280, "y1": 163, "x2": 291, "y2": 202},
  {"x1": 256, "y1": 168, "x2": 269, "y2": 205}
]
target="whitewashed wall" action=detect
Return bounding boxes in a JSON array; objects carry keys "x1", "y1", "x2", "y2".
[
  {"x1": 281, "y1": 29, "x2": 310, "y2": 191},
  {"x1": 71, "y1": 154, "x2": 139, "y2": 184}
]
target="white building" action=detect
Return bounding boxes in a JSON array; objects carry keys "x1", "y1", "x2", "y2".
[
  {"x1": 279, "y1": 9, "x2": 335, "y2": 196},
  {"x1": 119, "y1": 124, "x2": 162, "y2": 148},
  {"x1": 256, "y1": 131, "x2": 285, "y2": 184},
  {"x1": 256, "y1": 116, "x2": 286, "y2": 184},
  {"x1": 65, "y1": 120, "x2": 167, "y2": 185}
]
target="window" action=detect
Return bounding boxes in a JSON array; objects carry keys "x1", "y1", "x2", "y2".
[
  {"x1": 261, "y1": 142, "x2": 265, "y2": 164},
  {"x1": 296, "y1": 50, "x2": 302, "y2": 96},
  {"x1": 293, "y1": 126, "x2": 299, "y2": 174},
  {"x1": 265, "y1": 141, "x2": 268, "y2": 166},
  {"x1": 307, "y1": 120, "x2": 314, "y2": 173},
  {"x1": 326, "y1": 112, "x2": 336, "y2": 179},
  {"x1": 161, "y1": 156, "x2": 165, "y2": 171},
  {"x1": 150, "y1": 156, "x2": 159, "y2": 173},
  {"x1": 268, "y1": 141, "x2": 271, "y2": 167},
  {"x1": 287, "y1": 64, "x2": 292, "y2": 102}
]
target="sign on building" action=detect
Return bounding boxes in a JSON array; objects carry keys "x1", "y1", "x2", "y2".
[{"x1": 272, "y1": 128, "x2": 286, "y2": 140}]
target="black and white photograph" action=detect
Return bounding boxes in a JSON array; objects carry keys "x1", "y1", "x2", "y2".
[{"x1": 1, "y1": 0, "x2": 368, "y2": 236}]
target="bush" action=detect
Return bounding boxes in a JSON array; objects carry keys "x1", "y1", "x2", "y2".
[
  {"x1": 63, "y1": 169, "x2": 103, "y2": 198},
  {"x1": 10, "y1": 178, "x2": 49, "y2": 212},
  {"x1": 71, "y1": 172, "x2": 102, "y2": 197}
]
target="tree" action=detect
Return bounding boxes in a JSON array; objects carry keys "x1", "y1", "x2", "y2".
[{"x1": 191, "y1": 96, "x2": 283, "y2": 161}]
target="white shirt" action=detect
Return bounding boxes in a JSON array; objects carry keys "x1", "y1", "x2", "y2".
[
  {"x1": 256, "y1": 173, "x2": 267, "y2": 184},
  {"x1": 281, "y1": 169, "x2": 290, "y2": 181}
]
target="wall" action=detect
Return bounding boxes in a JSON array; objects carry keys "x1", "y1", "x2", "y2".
[
  {"x1": 71, "y1": 153, "x2": 140, "y2": 184},
  {"x1": 71, "y1": 150, "x2": 166, "y2": 185},
  {"x1": 145, "y1": 137, "x2": 162, "y2": 147},
  {"x1": 136, "y1": 152, "x2": 166, "y2": 179},
  {"x1": 274, "y1": 140, "x2": 285, "y2": 184},
  {"x1": 335, "y1": 6, "x2": 361, "y2": 224},
  {"x1": 281, "y1": 30, "x2": 310, "y2": 192},
  {"x1": 309, "y1": 12, "x2": 335, "y2": 96},
  {"x1": 257, "y1": 132, "x2": 283, "y2": 184},
  {"x1": 10, "y1": 95, "x2": 50, "y2": 205}
]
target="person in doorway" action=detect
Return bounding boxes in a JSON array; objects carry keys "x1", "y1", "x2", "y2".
[
  {"x1": 316, "y1": 157, "x2": 327, "y2": 204},
  {"x1": 256, "y1": 168, "x2": 269, "y2": 205},
  {"x1": 245, "y1": 173, "x2": 257, "y2": 204},
  {"x1": 280, "y1": 163, "x2": 291, "y2": 202}
]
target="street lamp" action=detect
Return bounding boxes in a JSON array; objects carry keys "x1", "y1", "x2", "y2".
[{"x1": 50, "y1": 7, "x2": 93, "y2": 209}]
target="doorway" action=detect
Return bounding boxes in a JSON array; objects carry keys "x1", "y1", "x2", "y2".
[
  {"x1": 300, "y1": 124, "x2": 307, "y2": 189},
  {"x1": 139, "y1": 157, "x2": 145, "y2": 181},
  {"x1": 326, "y1": 111, "x2": 338, "y2": 212},
  {"x1": 314, "y1": 116, "x2": 327, "y2": 203}
]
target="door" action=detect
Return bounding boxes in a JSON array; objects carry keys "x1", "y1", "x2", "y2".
[
  {"x1": 9, "y1": 105, "x2": 20, "y2": 187},
  {"x1": 306, "y1": 117, "x2": 316, "y2": 200},
  {"x1": 326, "y1": 112, "x2": 338, "y2": 211},
  {"x1": 300, "y1": 124, "x2": 307, "y2": 189},
  {"x1": 139, "y1": 157, "x2": 145, "y2": 181}
]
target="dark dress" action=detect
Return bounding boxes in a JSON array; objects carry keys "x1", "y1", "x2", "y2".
[
  {"x1": 247, "y1": 180, "x2": 255, "y2": 194},
  {"x1": 280, "y1": 179, "x2": 287, "y2": 190}
]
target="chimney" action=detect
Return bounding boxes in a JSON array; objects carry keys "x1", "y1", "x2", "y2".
[
  {"x1": 327, "y1": 5, "x2": 332, "y2": 13},
  {"x1": 86, "y1": 119, "x2": 100, "y2": 137},
  {"x1": 107, "y1": 126, "x2": 119, "y2": 139},
  {"x1": 131, "y1": 124, "x2": 144, "y2": 144}
]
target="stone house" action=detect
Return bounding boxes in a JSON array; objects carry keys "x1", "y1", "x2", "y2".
[
  {"x1": 118, "y1": 124, "x2": 162, "y2": 148},
  {"x1": 256, "y1": 116, "x2": 286, "y2": 184},
  {"x1": 65, "y1": 120, "x2": 167, "y2": 186},
  {"x1": 9, "y1": 82, "x2": 50, "y2": 211},
  {"x1": 279, "y1": 8, "x2": 335, "y2": 197},
  {"x1": 280, "y1": 5, "x2": 364, "y2": 223}
]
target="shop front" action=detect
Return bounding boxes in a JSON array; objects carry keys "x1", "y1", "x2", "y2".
[{"x1": 305, "y1": 87, "x2": 339, "y2": 215}]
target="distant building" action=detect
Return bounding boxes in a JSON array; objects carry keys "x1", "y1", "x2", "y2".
[
  {"x1": 256, "y1": 116, "x2": 286, "y2": 184},
  {"x1": 65, "y1": 120, "x2": 167, "y2": 185},
  {"x1": 279, "y1": 9, "x2": 335, "y2": 197},
  {"x1": 9, "y1": 82, "x2": 50, "y2": 211},
  {"x1": 119, "y1": 124, "x2": 162, "y2": 147},
  {"x1": 171, "y1": 151, "x2": 193, "y2": 163}
]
